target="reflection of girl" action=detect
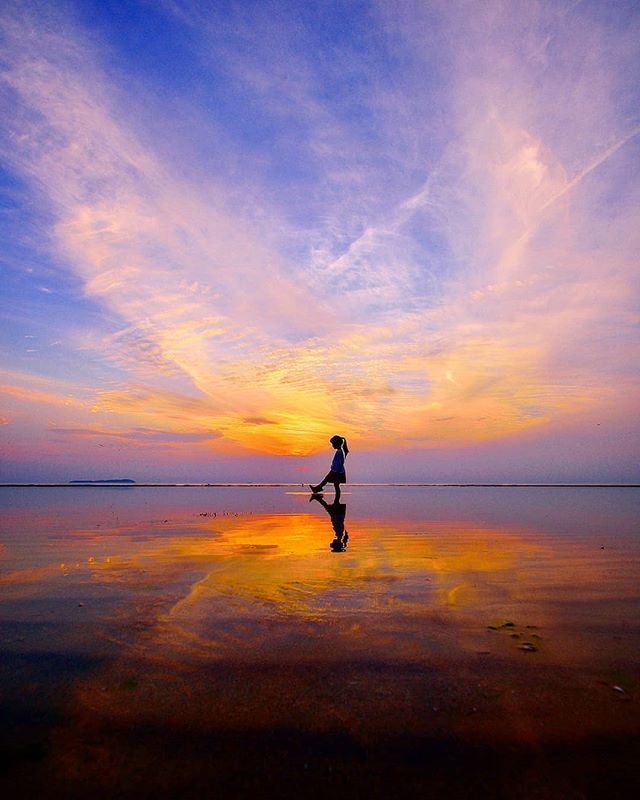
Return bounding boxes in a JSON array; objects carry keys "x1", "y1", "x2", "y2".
[
  {"x1": 309, "y1": 435, "x2": 349, "y2": 500},
  {"x1": 310, "y1": 494, "x2": 349, "y2": 552}
]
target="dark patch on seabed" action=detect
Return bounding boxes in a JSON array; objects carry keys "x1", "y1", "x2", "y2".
[
  {"x1": 1, "y1": 708, "x2": 639, "y2": 799},
  {"x1": 1, "y1": 657, "x2": 639, "y2": 799}
]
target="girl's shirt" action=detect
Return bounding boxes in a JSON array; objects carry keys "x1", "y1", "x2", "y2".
[{"x1": 330, "y1": 449, "x2": 345, "y2": 473}]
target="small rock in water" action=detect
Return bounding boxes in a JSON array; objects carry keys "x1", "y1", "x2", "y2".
[
  {"x1": 518, "y1": 643, "x2": 537, "y2": 652},
  {"x1": 613, "y1": 685, "x2": 625, "y2": 693},
  {"x1": 77, "y1": 602, "x2": 84, "y2": 607},
  {"x1": 488, "y1": 620, "x2": 516, "y2": 630}
]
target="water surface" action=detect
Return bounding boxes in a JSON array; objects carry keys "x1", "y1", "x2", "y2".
[{"x1": 1, "y1": 487, "x2": 639, "y2": 797}]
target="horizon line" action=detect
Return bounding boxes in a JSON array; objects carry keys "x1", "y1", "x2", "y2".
[{"x1": 1, "y1": 482, "x2": 638, "y2": 489}]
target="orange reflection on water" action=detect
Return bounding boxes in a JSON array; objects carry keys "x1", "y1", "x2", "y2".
[
  {"x1": 1, "y1": 487, "x2": 639, "y2": 799},
  {"x1": 59, "y1": 509, "x2": 551, "y2": 667},
  {"x1": 3, "y1": 490, "x2": 638, "y2": 673},
  {"x1": 50, "y1": 503, "x2": 638, "y2": 756}
]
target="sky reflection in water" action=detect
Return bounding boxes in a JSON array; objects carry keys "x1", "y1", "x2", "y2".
[
  {"x1": 2, "y1": 486, "x2": 639, "y2": 669},
  {"x1": 2, "y1": 486, "x2": 640, "y2": 797}
]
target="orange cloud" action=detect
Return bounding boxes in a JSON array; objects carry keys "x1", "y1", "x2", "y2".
[{"x1": 2, "y1": 1, "x2": 638, "y2": 462}]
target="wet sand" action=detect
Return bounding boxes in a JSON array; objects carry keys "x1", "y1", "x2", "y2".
[{"x1": 1, "y1": 487, "x2": 639, "y2": 798}]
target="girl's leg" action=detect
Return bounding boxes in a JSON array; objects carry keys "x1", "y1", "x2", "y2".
[
  {"x1": 310, "y1": 473, "x2": 332, "y2": 492},
  {"x1": 334, "y1": 482, "x2": 341, "y2": 500}
]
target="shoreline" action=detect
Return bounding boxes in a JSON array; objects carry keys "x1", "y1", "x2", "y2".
[{"x1": 1, "y1": 482, "x2": 639, "y2": 489}]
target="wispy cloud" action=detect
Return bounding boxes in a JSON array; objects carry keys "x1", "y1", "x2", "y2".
[
  {"x1": 1, "y1": 0, "x2": 638, "y2": 466},
  {"x1": 50, "y1": 426, "x2": 221, "y2": 444}
]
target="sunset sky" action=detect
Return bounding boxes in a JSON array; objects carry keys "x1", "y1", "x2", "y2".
[{"x1": 1, "y1": 0, "x2": 639, "y2": 483}]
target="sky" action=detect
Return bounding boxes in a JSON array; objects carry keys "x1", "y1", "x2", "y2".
[{"x1": 1, "y1": 0, "x2": 639, "y2": 483}]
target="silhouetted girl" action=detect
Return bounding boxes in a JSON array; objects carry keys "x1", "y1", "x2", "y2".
[{"x1": 309, "y1": 435, "x2": 349, "y2": 499}]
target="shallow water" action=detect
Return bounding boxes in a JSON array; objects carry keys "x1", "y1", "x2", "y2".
[{"x1": 1, "y1": 487, "x2": 639, "y2": 798}]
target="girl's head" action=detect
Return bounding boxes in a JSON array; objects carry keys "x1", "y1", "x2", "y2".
[{"x1": 330, "y1": 435, "x2": 349, "y2": 456}]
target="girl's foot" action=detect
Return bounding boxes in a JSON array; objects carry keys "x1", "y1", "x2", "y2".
[{"x1": 309, "y1": 484, "x2": 322, "y2": 493}]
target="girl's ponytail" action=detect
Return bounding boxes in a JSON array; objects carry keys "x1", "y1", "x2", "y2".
[{"x1": 342, "y1": 437, "x2": 349, "y2": 457}]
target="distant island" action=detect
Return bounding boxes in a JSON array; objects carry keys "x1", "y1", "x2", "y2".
[{"x1": 69, "y1": 478, "x2": 136, "y2": 484}]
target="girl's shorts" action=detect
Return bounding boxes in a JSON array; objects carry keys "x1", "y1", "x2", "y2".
[{"x1": 327, "y1": 470, "x2": 346, "y2": 484}]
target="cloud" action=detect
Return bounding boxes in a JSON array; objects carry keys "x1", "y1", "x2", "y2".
[
  {"x1": 0, "y1": 378, "x2": 88, "y2": 410},
  {"x1": 50, "y1": 426, "x2": 221, "y2": 444},
  {"x1": 1, "y1": 0, "x2": 639, "y2": 461}
]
